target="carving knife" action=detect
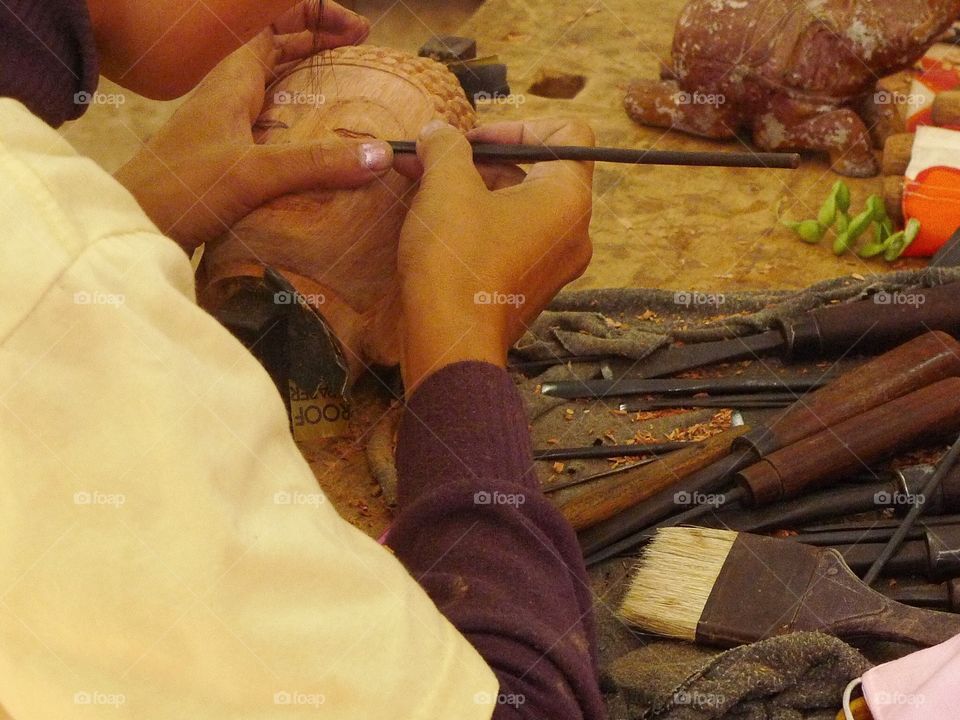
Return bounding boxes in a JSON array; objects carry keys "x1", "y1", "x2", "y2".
[
  {"x1": 540, "y1": 375, "x2": 828, "y2": 399},
  {"x1": 617, "y1": 281, "x2": 960, "y2": 378}
]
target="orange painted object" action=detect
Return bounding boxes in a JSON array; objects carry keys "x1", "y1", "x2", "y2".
[
  {"x1": 903, "y1": 166, "x2": 960, "y2": 256},
  {"x1": 906, "y1": 46, "x2": 960, "y2": 132}
]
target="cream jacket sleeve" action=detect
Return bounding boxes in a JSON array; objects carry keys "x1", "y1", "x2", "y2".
[{"x1": 0, "y1": 98, "x2": 497, "y2": 719}]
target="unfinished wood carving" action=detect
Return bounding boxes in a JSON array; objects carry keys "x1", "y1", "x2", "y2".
[
  {"x1": 200, "y1": 45, "x2": 475, "y2": 373},
  {"x1": 624, "y1": 0, "x2": 960, "y2": 177}
]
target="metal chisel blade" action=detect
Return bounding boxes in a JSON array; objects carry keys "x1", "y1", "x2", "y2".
[
  {"x1": 625, "y1": 329, "x2": 785, "y2": 378},
  {"x1": 540, "y1": 375, "x2": 826, "y2": 399}
]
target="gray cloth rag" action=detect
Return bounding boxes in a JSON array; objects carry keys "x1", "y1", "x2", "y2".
[
  {"x1": 606, "y1": 632, "x2": 871, "y2": 720},
  {"x1": 516, "y1": 267, "x2": 960, "y2": 361}
]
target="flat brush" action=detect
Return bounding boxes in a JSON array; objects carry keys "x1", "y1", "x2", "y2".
[
  {"x1": 619, "y1": 527, "x2": 960, "y2": 648},
  {"x1": 387, "y1": 140, "x2": 802, "y2": 169}
]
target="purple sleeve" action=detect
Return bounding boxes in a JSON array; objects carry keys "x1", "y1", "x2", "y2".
[{"x1": 386, "y1": 361, "x2": 604, "y2": 719}]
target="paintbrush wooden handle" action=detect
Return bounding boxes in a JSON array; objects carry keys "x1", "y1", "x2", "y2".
[
  {"x1": 387, "y1": 140, "x2": 801, "y2": 169},
  {"x1": 553, "y1": 425, "x2": 750, "y2": 531},
  {"x1": 814, "y1": 551, "x2": 960, "y2": 647},
  {"x1": 697, "y1": 533, "x2": 960, "y2": 648}
]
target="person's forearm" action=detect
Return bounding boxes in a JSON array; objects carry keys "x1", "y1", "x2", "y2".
[{"x1": 387, "y1": 362, "x2": 604, "y2": 719}]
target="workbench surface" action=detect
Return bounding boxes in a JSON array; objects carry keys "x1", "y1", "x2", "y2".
[{"x1": 459, "y1": 0, "x2": 922, "y2": 292}]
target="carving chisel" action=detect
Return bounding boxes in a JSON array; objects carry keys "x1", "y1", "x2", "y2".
[
  {"x1": 580, "y1": 331, "x2": 960, "y2": 563},
  {"x1": 621, "y1": 281, "x2": 960, "y2": 378},
  {"x1": 596, "y1": 377, "x2": 960, "y2": 559},
  {"x1": 540, "y1": 375, "x2": 827, "y2": 399},
  {"x1": 534, "y1": 441, "x2": 689, "y2": 461},
  {"x1": 387, "y1": 140, "x2": 801, "y2": 169}
]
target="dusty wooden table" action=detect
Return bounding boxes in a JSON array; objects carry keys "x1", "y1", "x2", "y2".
[{"x1": 460, "y1": 0, "x2": 922, "y2": 291}]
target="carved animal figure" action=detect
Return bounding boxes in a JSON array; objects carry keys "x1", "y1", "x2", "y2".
[
  {"x1": 199, "y1": 45, "x2": 475, "y2": 374},
  {"x1": 624, "y1": 0, "x2": 960, "y2": 176}
]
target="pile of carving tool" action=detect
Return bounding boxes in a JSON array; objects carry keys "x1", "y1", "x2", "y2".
[{"x1": 534, "y1": 277, "x2": 960, "y2": 646}]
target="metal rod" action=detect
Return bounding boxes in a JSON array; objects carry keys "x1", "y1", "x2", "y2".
[
  {"x1": 534, "y1": 442, "x2": 691, "y2": 461},
  {"x1": 863, "y1": 432, "x2": 960, "y2": 585},
  {"x1": 388, "y1": 140, "x2": 802, "y2": 169},
  {"x1": 620, "y1": 394, "x2": 796, "y2": 412}
]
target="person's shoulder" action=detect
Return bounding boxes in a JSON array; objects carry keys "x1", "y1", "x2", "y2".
[
  {"x1": 0, "y1": 98, "x2": 159, "y2": 249},
  {"x1": 0, "y1": 98, "x2": 185, "y2": 340}
]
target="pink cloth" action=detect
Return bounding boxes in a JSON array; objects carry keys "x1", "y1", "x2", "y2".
[{"x1": 862, "y1": 633, "x2": 960, "y2": 719}]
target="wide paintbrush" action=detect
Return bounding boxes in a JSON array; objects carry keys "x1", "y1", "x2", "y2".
[{"x1": 619, "y1": 527, "x2": 960, "y2": 647}]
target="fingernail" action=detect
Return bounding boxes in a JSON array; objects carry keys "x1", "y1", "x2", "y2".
[
  {"x1": 359, "y1": 141, "x2": 392, "y2": 171},
  {"x1": 419, "y1": 119, "x2": 452, "y2": 140}
]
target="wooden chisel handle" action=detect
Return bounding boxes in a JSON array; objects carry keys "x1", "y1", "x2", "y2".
[
  {"x1": 554, "y1": 425, "x2": 750, "y2": 530},
  {"x1": 783, "y1": 283, "x2": 960, "y2": 359},
  {"x1": 738, "y1": 377, "x2": 960, "y2": 505},
  {"x1": 739, "y1": 330, "x2": 960, "y2": 456}
]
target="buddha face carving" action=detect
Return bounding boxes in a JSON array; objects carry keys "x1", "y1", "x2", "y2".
[{"x1": 200, "y1": 45, "x2": 475, "y2": 369}]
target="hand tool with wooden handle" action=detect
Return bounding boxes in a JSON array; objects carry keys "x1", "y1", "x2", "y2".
[
  {"x1": 736, "y1": 377, "x2": 960, "y2": 505},
  {"x1": 388, "y1": 140, "x2": 801, "y2": 169},
  {"x1": 620, "y1": 528, "x2": 960, "y2": 649},
  {"x1": 624, "y1": 283, "x2": 960, "y2": 379},
  {"x1": 600, "y1": 377, "x2": 960, "y2": 553},
  {"x1": 539, "y1": 375, "x2": 828, "y2": 400},
  {"x1": 708, "y1": 463, "x2": 960, "y2": 533},
  {"x1": 581, "y1": 331, "x2": 960, "y2": 562},
  {"x1": 552, "y1": 426, "x2": 750, "y2": 531},
  {"x1": 885, "y1": 579, "x2": 960, "y2": 612},
  {"x1": 826, "y1": 525, "x2": 960, "y2": 580}
]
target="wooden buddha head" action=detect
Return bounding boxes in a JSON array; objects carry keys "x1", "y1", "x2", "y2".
[{"x1": 199, "y1": 45, "x2": 475, "y2": 371}]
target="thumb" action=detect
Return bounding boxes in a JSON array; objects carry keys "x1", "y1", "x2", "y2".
[
  {"x1": 416, "y1": 120, "x2": 486, "y2": 193},
  {"x1": 236, "y1": 139, "x2": 393, "y2": 205}
]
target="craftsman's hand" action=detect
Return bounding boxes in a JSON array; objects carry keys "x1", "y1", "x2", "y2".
[
  {"x1": 114, "y1": 19, "x2": 391, "y2": 253},
  {"x1": 397, "y1": 119, "x2": 594, "y2": 391},
  {"x1": 89, "y1": 0, "x2": 369, "y2": 99}
]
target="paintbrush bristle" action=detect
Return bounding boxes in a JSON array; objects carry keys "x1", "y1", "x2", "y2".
[{"x1": 618, "y1": 527, "x2": 738, "y2": 640}]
